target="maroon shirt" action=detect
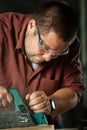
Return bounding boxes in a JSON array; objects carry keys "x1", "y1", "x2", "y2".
[{"x1": 0, "y1": 12, "x2": 85, "y2": 102}]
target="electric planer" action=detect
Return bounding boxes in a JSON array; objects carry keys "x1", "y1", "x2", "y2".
[{"x1": 0, "y1": 88, "x2": 48, "y2": 129}]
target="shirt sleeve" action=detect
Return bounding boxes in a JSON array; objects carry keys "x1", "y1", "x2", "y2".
[{"x1": 61, "y1": 37, "x2": 85, "y2": 102}]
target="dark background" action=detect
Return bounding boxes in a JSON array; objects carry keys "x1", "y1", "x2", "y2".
[
  {"x1": 0, "y1": 0, "x2": 80, "y2": 13},
  {"x1": 0, "y1": 0, "x2": 87, "y2": 128}
]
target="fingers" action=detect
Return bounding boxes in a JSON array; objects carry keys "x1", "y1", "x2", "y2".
[
  {"x1": 25, "y1": 91, "x2": 51, "y2": 115},
  {"x1": 0, "y1": 86, "x2": 13, "y2": 107},
  {"x1": 30, "y1": 98, "x2": 51, "y2": 114},
  {"x1": 6, "y1": 92, "x2": 13, "y2": 103},
  {"x1": 25, "y1": 94, "x2": 31, "y2": 101},
  {"x1": 0, "y1": 93, "x2": 13, "y2": 107},
  {"x1": 27, "y1": 91, "x2": 47, "y2": 106},
  {"x1": 0, "y1": 94, "x2": 7, "y2": 107}
]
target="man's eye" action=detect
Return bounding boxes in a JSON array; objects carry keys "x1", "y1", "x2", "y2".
[{"x1": 42, "y1": 44, "x2": 49, "y2": 50}]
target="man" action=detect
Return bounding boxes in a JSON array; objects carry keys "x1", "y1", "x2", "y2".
[{"x1": 0, "y1": 0, "x2": 85, "y2": 128}]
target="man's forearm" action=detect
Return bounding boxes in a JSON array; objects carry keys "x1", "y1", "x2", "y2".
[{"x1": 49, "y1": 88, "x2": 78, "y2": 116}]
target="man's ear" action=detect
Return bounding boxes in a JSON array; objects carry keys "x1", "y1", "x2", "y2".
[{"x1": 27, "y1": 19, "x2": 37, "y2": 35}]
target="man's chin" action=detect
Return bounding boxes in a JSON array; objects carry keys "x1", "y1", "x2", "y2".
[
  {"x1": 29, "y1": 58, "x2": 45, "y2": 64},
  {"x1": 33, "y1": 60, "x2": 46, "y2": 64}
]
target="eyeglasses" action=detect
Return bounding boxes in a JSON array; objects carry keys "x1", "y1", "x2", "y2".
[{"x1": 37, "y1": 26, "x2": 69, "y2": 56}]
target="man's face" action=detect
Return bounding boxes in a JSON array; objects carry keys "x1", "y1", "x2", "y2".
[{"x1": 24, "y1": 22, "x2": 70, "y2": 64}]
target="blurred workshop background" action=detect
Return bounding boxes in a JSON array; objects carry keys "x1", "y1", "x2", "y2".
[{"x1": 0, "y1": 0, "x2": 87, "y2": 128}]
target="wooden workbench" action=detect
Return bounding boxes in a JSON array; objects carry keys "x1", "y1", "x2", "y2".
[{"x1": 1, "y1": 125, "x2": 79, "y2": 130}]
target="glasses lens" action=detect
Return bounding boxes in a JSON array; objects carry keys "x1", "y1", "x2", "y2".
[{"x1": 37, "y1": 26, "x2": 69, "y2": 56}]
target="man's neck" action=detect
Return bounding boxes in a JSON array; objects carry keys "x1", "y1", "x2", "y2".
[{"x1": 31, "y1": 62, "x2": 38, "y2": 70}]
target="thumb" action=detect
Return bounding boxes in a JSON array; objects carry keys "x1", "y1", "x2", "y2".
[
  {"x1": 25, "y1": 94, "x2": 31, "y2": 101},
  {"x1": 6, "y1": 92, "x2": 13, "y2": 103}
]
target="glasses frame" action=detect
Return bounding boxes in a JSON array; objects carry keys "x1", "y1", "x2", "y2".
[{"x1": 37, "y1": 26, "x2": 69, "y2": 56}]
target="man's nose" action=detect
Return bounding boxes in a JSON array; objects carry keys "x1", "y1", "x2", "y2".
[{"x1": 42, "y1": 53, "x2": 54, "y2": 61}]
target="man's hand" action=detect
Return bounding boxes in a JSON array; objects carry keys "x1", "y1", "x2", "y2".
[
  {"x1": 25, "y1": 91, "x2": 51, "y2": 115},
  {"x1": 0, "y1": 86, "x2": 13, "y2": 107}
]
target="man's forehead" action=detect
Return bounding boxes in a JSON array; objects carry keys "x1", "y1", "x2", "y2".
[{"x1": 41, "y1": 31, "x2": 69, "y2": 51}]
